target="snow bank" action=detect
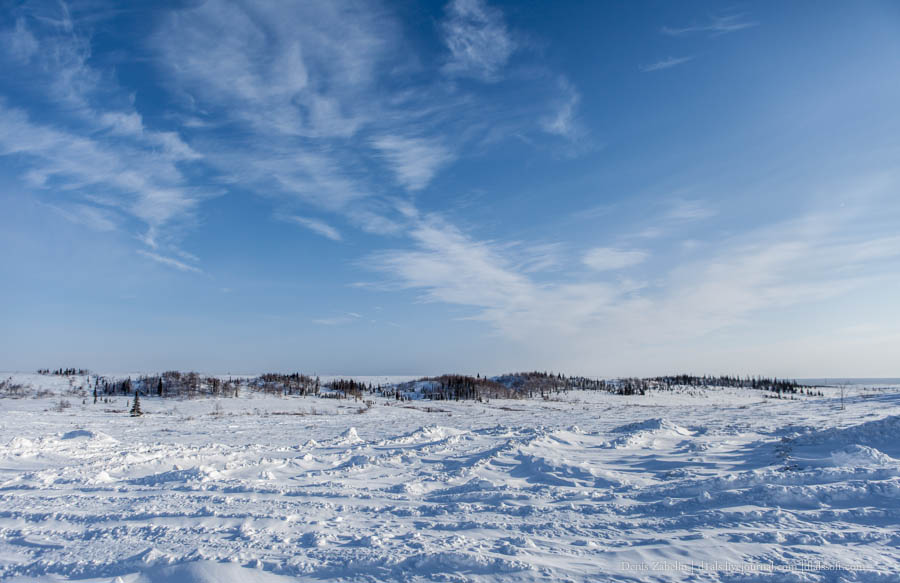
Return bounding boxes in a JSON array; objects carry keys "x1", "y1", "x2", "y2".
[{"x1": 604, "y1": 417, "x2": 693, "y2": 449}]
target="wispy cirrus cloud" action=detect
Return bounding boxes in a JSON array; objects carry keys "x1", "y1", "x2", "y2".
[
  {"x1": 540, "y1": 78, "x2": 582, "y2": 140},
  {"x1": 150, "y1": 0, "x2": 461, "y2": 229},
  {"x1": 41, "y1": 202, "x2": 119, "y2": 232},
  {"x1": 583, "y1": 247, "x2": 649, "y2": 271},
  {"x1": 285, "y1": 215, "x2": 342, "y2": 241},
  {"x1": 441, "y1": 0, "x2": 516, "y2": 81},
  {"x1": 640, "y1": 55, "x2": 694, "y2": 73},
  {"x1": 662, "y1": 13, "x2": 758, "y2": 37},
  {"x1": 148, "y1": 0, "x2": 582, "y2": 224},
  {"x1": 154, "y1": 0, "x2": 385, "y2": 139},
  {"x1": 151, "y1": 0, "x2": 392, "y2": 214},
  {"x1": 372, "y1": 135, "x2": 455, "y2": 192},
  {"x1": 366, "y1": 216, "x2": 534, "y2": 311},
  {"x1": 313, "y1": 312, "x2": 364, "y2": 326},
  {"x1": 363, "y1": 182, "x2": 900, "y2": 372},
  {"x1": 666, "y1": 198, "x2": 717, "y2": 221},
  {"x1": 1, "y1": 0, "x2": 588, "y2": 278},
  {"x1": 137, "y1": 249, "x2": 202, "y2": 273},
  {"x1": 0, "y1": 18, "x2": 39, "y2": 61},
  {"x1": 0, "y1": 102, "x2": 202, "y2": 242},
  {"x1": 0, "y1": 3, "x2": 207, "y2": 268}
]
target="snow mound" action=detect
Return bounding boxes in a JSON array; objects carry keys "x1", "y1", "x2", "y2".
[
  {"x1": 300, "y1": 531, "x2": 331, "y2": 547},
  {"x1": 389, "y1": 481, "x2": 426, "y2": 495},
  {"x1": 132, "y1": 465, "x2": 222, "y2": 485},
  {"x1": 794, "y1": 414, "x2": 900, "y2": 455},
  {"x1": 397, "y1": 551, "x2": 529, "y2": 574},
  {"x1": 830, "y1": 444, "x2": 896, "y2": 467},
  {"x1": 533, "y1": 428, "x2": 585, "y2": 447},
  {"x1": 60, "y1": 429, "x2": 118, "y2": 443},
  {"x1": 389, "y1": 425, "x2": 467, "y2": 445},
  {"x1": 612, "y1": 418, "x2": 692, "y2": 436},
  {"x1": 334, "y1": 427, "x2": 363, "y2": 445},
  {"x1": 131, "y1": 560, "x2": 294, "y2": 582},
  {"x1": 604, "y1": 418, "x2": 693, "y2": 449},
  {"x1": 337, "y1": 454, "x2": 374, "y2": 469},
  {"x1": 512, "y1": 452, "x2": 619, "y2": 488},
  {"x1": 89, "y1": 470, "x2": 117, "y2": 484},
  {"x1": 6, "y1": 436, "x2": 34, "y2": 449}
]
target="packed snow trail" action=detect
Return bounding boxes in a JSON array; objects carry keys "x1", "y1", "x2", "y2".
[{"x1": 0, "y1": 376, "x2": 898, "y2": 582}]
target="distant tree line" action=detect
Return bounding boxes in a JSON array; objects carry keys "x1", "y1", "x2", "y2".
[
  {"x1": 38, "y1": 367, "x2": 90, "y2": 376},
  {"x1": 30, "y1": 367, "x2": 820, "y2": 405},
  {"x1": 650, "y1": 374, "x2": 812, "y2": 395},
  {"x1": 255, "y1": 373, "x2": 320, "y2": 396}
]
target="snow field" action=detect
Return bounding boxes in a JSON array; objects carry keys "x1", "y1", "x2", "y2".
[{"x1": 0, "y1": 377, "x2": 898, "y2": 582}]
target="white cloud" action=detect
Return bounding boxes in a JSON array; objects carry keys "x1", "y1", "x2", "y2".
[
  {"x1": 137, "y1": 249, "x2": 202, "y2": 273},
  {"x1": 662, "y1": 14, "x2": 758, "y2": 37},
  {"x1": 540, "y1": 78, "x2": 582, "y2": 139},
  {"x1": 0, "y1": 103, "x2": 201, "y2": 238},
  {"x1": 143, "y1": 0, "x2": 585, "y2": 235},
  {"x1": 363, "y1": 202, "x2": 900, "y2": 373},
  {"x1": 441, "y1": 0, "x2": 516, "y2": 81},
  {"x1": 635, "y1": 227, "x2": 664, "y2": 239},
  {"x1": 666, "y1": 198, "x2": 717, "y2": 221},
  {"x1": 313, "y1": 312, "x2": 363, "y2": 326},
  {"x1": 367, "y1": 216, "x2": 534, "y2": 310},
  {"x1": 149, "y1": 0, "x2": 413, "y2": 231},
  {"x1": 287, "y1": 215, "x2": 342, "y2": 241},
  {"x1": 515, "y1": 242, "x2": 565, "y2": 273},
  {"x1": 372, "y1": 135, "x2": 454, "y2": 191},
  {"x1": 43, "y1": 202, "x2": 118, "y2": 232},
  {"x1": 1, "y1": 0, "x2": 586, "y2": 284},
  {"x1": 1, "y1": 19, "x2": 39, "y2": 62},
  {"x1": 640, "y1": 56, "x2": 694, "y2": 73},
  {"x1": 100, "y1": 112, "x2": 144, "y2": 137},
  {"x1": 0, "y1": 9, "x2": 205, "y2": 256},
  {"x1": 154, "y1": 0, "x2": 388, "y2": 139},
  {"x1": 572, "y1": 204, "x2": 616, "y2": 220},
  {"x1": 583, "y1": 247, "x2": 649, "y2": 271}
]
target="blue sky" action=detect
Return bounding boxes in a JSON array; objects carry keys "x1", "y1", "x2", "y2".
[{"x1": 2, "y1": 0, "x2": 899, "y2": 377}]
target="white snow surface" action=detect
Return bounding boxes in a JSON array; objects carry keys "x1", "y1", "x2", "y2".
[{"x1": 0, "y1": 375, "x2": 898, "y2": 582}]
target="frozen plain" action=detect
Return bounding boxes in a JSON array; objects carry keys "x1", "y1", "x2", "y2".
[{"x1": 1, "y1": 374, "x2": 899, "y2": 582}]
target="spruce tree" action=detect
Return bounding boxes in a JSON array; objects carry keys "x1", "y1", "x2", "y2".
[{"x1": 130, "y1": 390, "x2": 143, "y2": 417}]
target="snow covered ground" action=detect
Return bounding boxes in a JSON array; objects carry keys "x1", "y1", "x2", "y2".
[{"x1": 1, "y1": 374, "x2": 898, "y2": 582}]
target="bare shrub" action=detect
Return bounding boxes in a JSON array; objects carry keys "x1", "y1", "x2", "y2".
[{"x1": 0, "y1": 378, "x2": 28, "y2": 398}]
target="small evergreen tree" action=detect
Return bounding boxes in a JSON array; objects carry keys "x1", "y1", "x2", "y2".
[{"x1": 130, "y1": 390, "x2": 142, "y2": 417}]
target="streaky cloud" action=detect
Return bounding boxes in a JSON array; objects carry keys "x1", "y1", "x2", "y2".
[
  {"x1": 372, "y1": 135, "x2": 454, "y2": 192},
  {"x1": 137, "y1": 249, "x2": 202, "y2": 273},
  {"x1": 286, "y1": 215, "x2": 343, "y2": 241},
  {"x1": 313, "y1": 312, "x2": 364, "y2": 326},
  {"x1": 364, "y1": 196, "x2": 900, "y2": 371},
  {"x1": 662, "y1": 13, "x2": 758, "y2": 37},
  {"x1": 583, "y1": 248, "x2": 649, "y2": 271},
  {"x1": 666, "y1": 198, "x2": 717, "y2": 221},
  {"x1": 640, "y1": 56, "x2": 694, "y2": 72}
]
